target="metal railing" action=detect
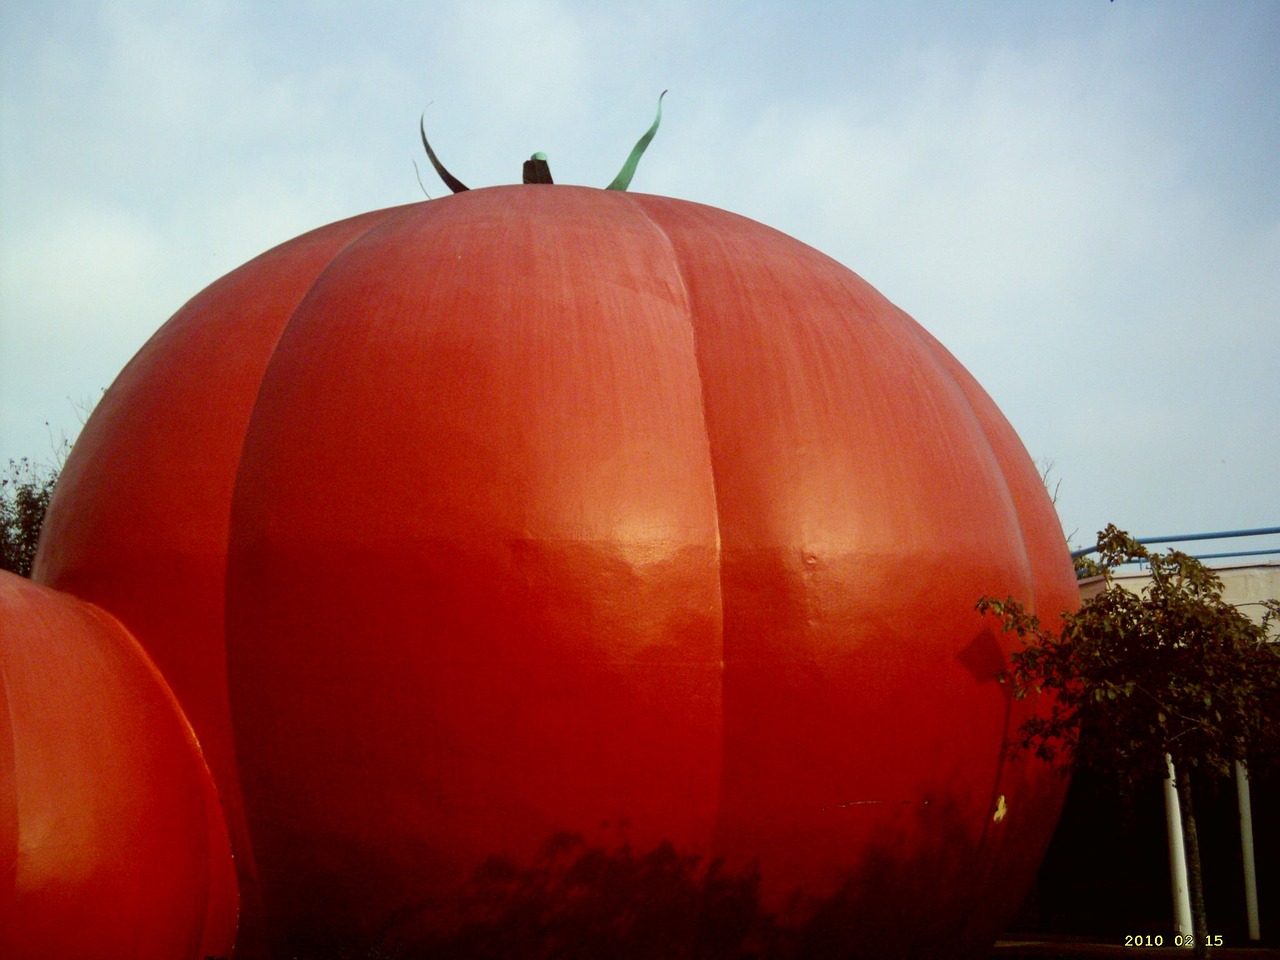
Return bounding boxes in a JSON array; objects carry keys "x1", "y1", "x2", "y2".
[{"x1": 1070, "y1": 526, "x2": 1280, "y2": 562}]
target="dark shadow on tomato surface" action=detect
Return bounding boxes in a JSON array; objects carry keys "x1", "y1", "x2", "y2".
[
  {"x1": 378, "y1": 831, "x2": 772, "y2": 960},
  {"x1": 358, "y1": 792, "x2": 1029, "y2": 960},
  {"x1": 773, "y1": 796, "x2": 1017, "y2": 960}
]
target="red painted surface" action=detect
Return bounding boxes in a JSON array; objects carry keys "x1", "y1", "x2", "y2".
[
  {"x1": 37, "y1": 185, "x2": 1078, "y2": 958},
  {"x1": 0, "y1": 571, "x2": 237, "y2": 959}
]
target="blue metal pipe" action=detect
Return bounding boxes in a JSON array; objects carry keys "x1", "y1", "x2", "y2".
[
  {"x1": 1071, "y1": 526, "x2": 1280, "y2": 560},
  {"x1": 1182, "y1": 548, "x2": 1280, "y2": 562}
]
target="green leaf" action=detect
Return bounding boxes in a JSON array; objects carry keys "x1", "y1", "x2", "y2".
[
  {"x1": 419, "y1": 113, "x2": 469, "y2": 194},
  {"x1": 606, "y1": 91, "x2": 666, "y2": 191}
]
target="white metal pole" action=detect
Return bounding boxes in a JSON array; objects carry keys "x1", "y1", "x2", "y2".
[
  {"x1": 1164, "y1": 755, "x2": 1193, "y2": 938},
  {"x1": 1235, "y1": 761, "x2": 1261, "y2": 941}
]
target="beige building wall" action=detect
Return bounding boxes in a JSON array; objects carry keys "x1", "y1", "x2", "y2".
[{"x1": 1079, "y1": 562, "x2": 1280, "y2": 628}]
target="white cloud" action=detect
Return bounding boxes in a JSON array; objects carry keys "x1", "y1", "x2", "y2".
[
  {"x1": 439, "y1": 0, "x2": 591, "y2": 128},
  {"x1": 2, "y1": 202, "x2": 165, "y2": 333}
]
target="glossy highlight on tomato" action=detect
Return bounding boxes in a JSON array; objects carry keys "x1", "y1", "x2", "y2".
[{"x1": 34, "y1": 184, "x2": 1078, "y2": 958}]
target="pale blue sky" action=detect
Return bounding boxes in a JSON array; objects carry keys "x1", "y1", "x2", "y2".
[{"x1": 2, "y1": 0, "x2": 1277, "y2": 552}]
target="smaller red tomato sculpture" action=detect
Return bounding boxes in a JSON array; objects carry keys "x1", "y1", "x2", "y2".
[{"x1": 0, "y1": 571, "x2": 238, "y2": 960}]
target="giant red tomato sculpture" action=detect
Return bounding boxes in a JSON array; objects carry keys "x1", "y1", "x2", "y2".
[
  {"x1": 0, "y1": 571, "x2": 238, "y2": 959},
  {"x1": 36, "y1": 175, "x2": 1077, "y2": 958}
]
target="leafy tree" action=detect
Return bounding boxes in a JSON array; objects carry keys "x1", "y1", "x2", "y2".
[
  {"x1": 1, "y1": 457, "x2": 60, "y2": 577},
  {"x1": 2, "y1": 407, "x2": 87, "y2": 578},
  {"x1": 978, "y1": 525, "x2": 1280, "y2": 958}
]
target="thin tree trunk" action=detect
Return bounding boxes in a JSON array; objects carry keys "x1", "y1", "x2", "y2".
[{"x1": 1176, "y1": 769, "x2": 1210, "y2": 958}]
